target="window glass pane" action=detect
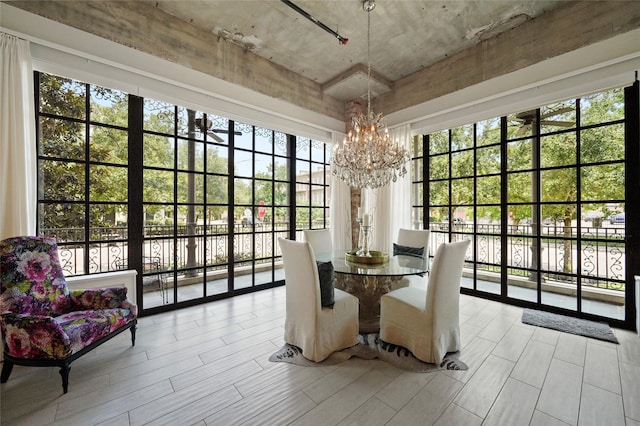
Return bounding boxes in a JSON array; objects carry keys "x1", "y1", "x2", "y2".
[
  {"x1": 507, "y1": 139, "x2": 532, "y2": 171},
  {"x1": 429, "y1": 130, "x2": 449, "y2": 155},
  {"x1": 234, "y1": 150, "x2": 253, "y2": 177},
  {"x1": 202, "y1": 115, "x2": 230, "y2": 144},
  {"x1": 430, "y1": 207, "x2": 449, "y2": 225},
  {"x1": 541, "y1": 204, "x2": 576, "y2": 234},
  {"x1": 177, "y1": 172, "x2": 204, "y2": 203},
  {"x1": 477, "y1": 118, "x2": 501, "y2": 146},
  {"x1": 90, "y1": 204, "x2": 127, "y2": 239},
  {"x1": 477, "y1": 176, "x2": 501, "y2": 204},
  {"x1": 205, "y1": 175, "x2": 227, "y2": 204},
  {"x1": 451, "y1": 150, "x2": 473, "y2": 178},
  {"x1": 429, "y1": 154, "x2": 448, "y2": 180},
  {"x1": 296, "y1": 208, "x2": 310, "y2": 228},
  {"x1": 177, "y1": 140, "x2": 204, "y2": 172},
  {"x1": 254, "y1": 153, "x2": 273, "y2": 177},
  {"x1": 540, "y1": 101, "x2": 576, "y2": 134},
  {"x1": 41, "y1": 160, "x2": 85, "y2": 201},
  {"x1": 255, "y1": 127, "x2": 273, "y2": 153},
  {"x1": 507, "y1": 110, "x2": 536, "y2": 139},
  {"x1": 541, "y1": 133, "x2": 576, "y2": 168},
  {"x1": 296, "y1": 160, "x2": 310, "y2": 179},
  {"x1": 254, "y1": 180, "x2": 271, "y2": 205},
  {"x1": 275, "y1": 207, "x2": 290, "y2": 228},
  {"x1": 451, "y1": 125, "x2": 473, "y2": 151},
  {"x1": 311, "y1": 140, "x2": 325, "y2": 162},
  {"x1": 206, "y1": 145, "x2": 228, "y2": 174},
  {"x1": 429, "y1": 180, "x2": 449, "y2": 206},
  {"x1": 206, "y1": 208, "x2": 229, "y2": 229},
  {"x1": 296, "y1": 138, "x2": 311, "y2": 160},
  {"x1": 143, "y1": 170, "x2": 174, "y2": 203},
  {"x1": 234, "y1": 122, "x2": 253, "y2": 149},
  {"x1": 38, "y1": 203, "x2": 85, "y2": 239},
  {"x1": 509, "y1": 204, "x2": 533, "y2": 228},
  {"x1": 451, "y1": 178, "x2": 473, "y2": 207},
  {"x1": 90, "y1": 165, "x2": 127, "y2": 202},
  {"x1": 144, "y1": 135, "x2": 174, "y2": 169},
  {"x1": 274, "y1": 132, "x2": 288, "y2": 156},
  {"x1": 581, "y1": 164, "x2": 624, "y2": 201},
  {"x1": 581, "y1": 124, "x2": 624, "y2": 164},
  {"x1": 507, "y1": 171, "x2": 532, "y2": 203},
  {"x1": 41, "y1": 74, "x2": 86, "y2": 119},
  {"x1": 274, "y1": 182, "x2": 289, "y2": 206},
  {"x1": 476, "y1": 145, "x2": 501, "y2": 175},
  {"x1": 90, "y1": 126, "x2": 128, "y2": 164},
  {"x1": 234, "y1": 178, "x2": 252, "y2": 205},
  {"x1": 144, "y1": 99, "x2": 174, "y2": 134},
  {"x1": 40, "y1": 118, "x2": 85, "y2": 159},
  {"x1": 542, "y1": 168, "x2": 576, "y2": 202},
  {"x1": 581, "y1": 88, "x2": 625, "y2": 125},
  {"x1": 91, "y1": 86, "x2": 128, "y2": 127},
  {"x1": 476, "y1": 206, "x2": 501, "y2": 227}
]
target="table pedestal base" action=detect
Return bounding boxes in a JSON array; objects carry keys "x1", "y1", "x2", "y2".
[{"x1": 335, "y1": 274, "x2": 408, "y2": 334}]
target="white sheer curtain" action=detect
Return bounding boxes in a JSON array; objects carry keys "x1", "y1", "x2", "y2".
[
  {"x1": 365, "y1": 124, "x2": 413, "y2": 253},
  {"x1": 0, "y1": 33, "x2": 36, "y2": 240},
  {"x1": 329, "y1": 133, "x2": 352, "y2": 253}
]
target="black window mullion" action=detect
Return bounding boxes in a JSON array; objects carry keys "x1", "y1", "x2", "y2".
[
  {"x1": 128, "y1": 94, "x2": 144, "y2": 308},
  {"x1": 575, "y1": 99, "x2": 583, "y2": 313},
  {"x1": 287, "y1": 135, "x2": 296, "y2": 241},
  {"x1": 500, "y1": 116, "x2": 509, "y2": 297},
  {"x1": 624, "y1": 80, "x2": 640, "y2": 330},
  {"x1": 84, "y1": 82, "x2": 91, "y2": 274},
  {"x1": 422, "y1": 135, "x2": 428, "y2": 229},
  {"x1": 228, "y1": 119, "x2": 235, "y2": 292}
]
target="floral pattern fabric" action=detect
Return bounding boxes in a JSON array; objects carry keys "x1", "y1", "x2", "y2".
[
  {"x1": 1, "y1": 236, "x2": 137, "y2": 360},
  {"x1": 0, "y1": 236, "x2": 70, "y2": 316}
]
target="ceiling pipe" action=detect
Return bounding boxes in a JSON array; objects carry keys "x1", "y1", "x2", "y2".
[{"x1": 280, "y1": 0, "x2": 348, "y2": 45}]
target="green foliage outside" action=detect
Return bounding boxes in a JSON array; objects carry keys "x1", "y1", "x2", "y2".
[
  {"x1": 38, "y1": 74, "x2": 328, "y2": 237},
  {"x1": 423, "y1": 88, "x2": 625, "y2": 274}
]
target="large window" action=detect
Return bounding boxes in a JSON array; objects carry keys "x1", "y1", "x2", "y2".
[
  {"x1": 414, "y1": 86, "x2": 637, "y2": 328},
  {"x1": 36, "y1": 72, "x2": 331, "y2": 313}
]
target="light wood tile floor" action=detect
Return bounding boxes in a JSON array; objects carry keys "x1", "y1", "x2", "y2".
[{"x1": 1, "y1": 287, "x2": 639, "y2": 426}]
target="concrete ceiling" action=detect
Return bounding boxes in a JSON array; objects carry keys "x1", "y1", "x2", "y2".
[{"x1": 143, "y1": 0, "x2": 566, "y2": 101}]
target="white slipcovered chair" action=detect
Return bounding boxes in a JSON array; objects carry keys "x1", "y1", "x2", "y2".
[
  {"x1": 395, "y1": 228, "x2": 431, "y2": 289},
  {"x1": 303, "y1": 228, "x2": 333, "y2": 256},
  {"x1": 380, "y1": 239, "x2": 470, "y2": 364},
  {"x1": 278, "y1": 238, "x2": 359, "y2": 362}
]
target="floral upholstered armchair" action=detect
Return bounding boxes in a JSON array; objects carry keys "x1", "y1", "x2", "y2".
[{"x1": 0, "y1": 236, "x2": 137, "y2": 394}]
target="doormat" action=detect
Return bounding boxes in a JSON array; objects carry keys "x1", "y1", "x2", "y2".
[
  {"x1": 522, "y1": 309, "x2": 618, "y2": 344},
  {"x1": 269, "y1": 333, "x2": 468, "y2": 372}
]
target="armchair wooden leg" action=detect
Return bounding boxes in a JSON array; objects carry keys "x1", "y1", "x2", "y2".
[
  {"x1": 59, "y1": 364, "x2": 70, "y2": 394},
  {"x1": 1, "y1": 359, "x2": 14, "y2": 383},
  {"x1": 130, "y1": 322, "x2": 137, "y2": 346}
]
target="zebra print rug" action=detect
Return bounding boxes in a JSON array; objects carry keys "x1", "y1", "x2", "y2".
[{"x1": 269, "y1": 334, "x2": 468, "y2": 372}]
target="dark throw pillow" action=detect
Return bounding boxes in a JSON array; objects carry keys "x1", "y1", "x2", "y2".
[
  {"x1": 393, "y1": 243, "x2": 425, "y2": 259},
  {"x1": 316, "y1": 260, "x2": 335, "y2": 309}
]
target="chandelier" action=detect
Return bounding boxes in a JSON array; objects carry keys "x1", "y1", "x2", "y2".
[{"x1": 331, "y1": 0, "x2": 409, "y2": 189}]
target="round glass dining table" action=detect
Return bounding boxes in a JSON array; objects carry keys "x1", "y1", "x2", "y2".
[{"x1": 316, "y1": 251, "x2": 429, "y2": 333}]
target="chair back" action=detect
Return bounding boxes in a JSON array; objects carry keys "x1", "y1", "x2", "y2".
[
  {"x1": 425, "y1": 240, "x2": 470, "y2": 324},
  {"x1": 397, "y1": 228, "x2": 430, "y2": 268},
  {"x1": 0, "y1": 236, "x2": 70, "y2": 316},
  {"x1": 278, "y1": 238, "x2": 320, "y2": 320},
  {"x1": 303, "y1": 229, "x2": 332, "y2": 257}
]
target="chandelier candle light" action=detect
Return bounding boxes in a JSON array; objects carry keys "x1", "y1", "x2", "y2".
[{"x1": 331, "y1": 0, "x2": 409, "y2": 189}]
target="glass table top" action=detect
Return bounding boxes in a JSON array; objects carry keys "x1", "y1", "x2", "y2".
[{"x1": 315, "y1": 251, "x2": 428, "y2": 277}]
